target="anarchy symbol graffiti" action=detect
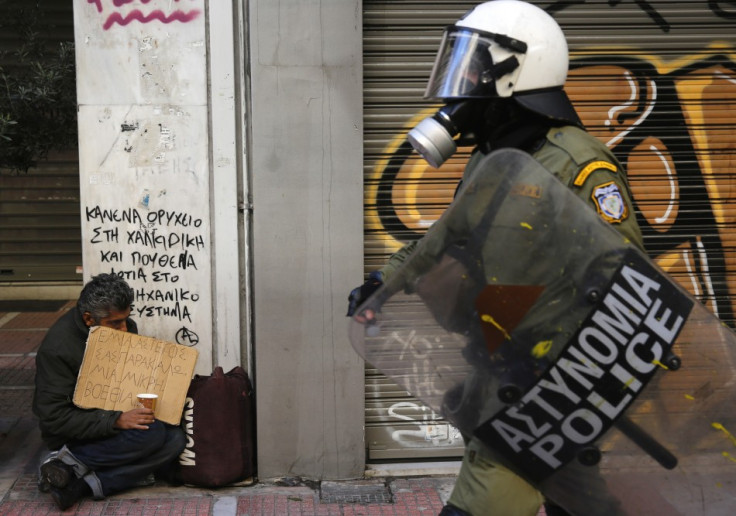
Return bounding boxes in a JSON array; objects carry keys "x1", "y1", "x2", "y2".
[{"x1": 175, "y1": 326, "x2": 199, "y2": 347}]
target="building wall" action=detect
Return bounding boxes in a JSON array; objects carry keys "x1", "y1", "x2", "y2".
[
  {"x1": 248, "y1": 0, "x2": 366, "y2": 479},
  {"x1": 72, "y1": 0, "x2": 233, "y2": 375},
  {"x1": 74, "y1": 0, "x2": 365, "y2": 480}
]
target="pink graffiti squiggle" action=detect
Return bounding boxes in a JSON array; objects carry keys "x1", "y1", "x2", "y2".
[
  {"x1": 114, "y1": 0, "x2": 152, "y2": 6},
  {"x1": 90, "y1": 0, "x2": 191, "y2": 14},
  {"x1": 113, "y1": 0, "x2": 182, "y2": 6},
  {"x1": 103, "y1": 9, "x2": 201, "y2": 30}
]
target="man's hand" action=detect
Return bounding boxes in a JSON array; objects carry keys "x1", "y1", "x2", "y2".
[
  {"x1": 114, "y1": 408, "x2": 155, "y2": 430},
  {"x1": 347, "y1": 271, "x2": 383, "y2": 316}
]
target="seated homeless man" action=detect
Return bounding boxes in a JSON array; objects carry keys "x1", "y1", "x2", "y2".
[
  {"x1": 348, "y1": 1, "x2": 643, "y2": 515},
  {"x1": 33, "y1": 273, "x2": 186, "y2": 510}
]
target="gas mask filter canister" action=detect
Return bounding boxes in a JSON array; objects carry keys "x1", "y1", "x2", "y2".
[
  {"x1": 407, "y1": 116, "x2": 457, "y2": 169},
  {"x1": 406, "y1": 100, "x2": 479, "y2": 168}
]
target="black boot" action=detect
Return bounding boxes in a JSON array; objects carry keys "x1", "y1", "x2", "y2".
[
  {"x1": 40, "y1": 459, "x2": 75, "y2": 489},
  {"x1": 50, "y1": 477, "x2": 92, "y2": 511},
  {"x1": 439, "y1": 504, "x2": 472, "y2": 516},
  {"x1": 545, "y1": 502, "x2": 572, "y2": 516}
]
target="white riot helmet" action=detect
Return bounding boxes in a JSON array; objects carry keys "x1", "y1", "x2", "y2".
[{"x1": 408, "y1": 0, "x2": 581, "y2": 168}]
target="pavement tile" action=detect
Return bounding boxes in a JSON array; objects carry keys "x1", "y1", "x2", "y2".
[
  {"x1": 0, "y1": 329, "x2": 46, "y2": 353},
  {"x1": 0, "y1": 390, "x2": 34, "y2": 418},
  {"x1": 0, "y1": 355, "x2": 36, "y2": 386},
  {"x1": 6, "y1": 473, "x2": 40, "y2": 497},
  {"x1": 1, "y1": 311, "x2": 68, "y2": 330},
  {"x1": 3, "y1": 464, "x2": 462, "y2": 516}
]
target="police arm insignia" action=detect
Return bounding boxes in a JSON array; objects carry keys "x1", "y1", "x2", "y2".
[{"x1": 592, "y1": 181, "x2": 628, "y2": 223}]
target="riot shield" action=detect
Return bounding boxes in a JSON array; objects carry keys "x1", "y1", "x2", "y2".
[{"x1": 349, "y1": 148, "x2": 736, "y2": 515}]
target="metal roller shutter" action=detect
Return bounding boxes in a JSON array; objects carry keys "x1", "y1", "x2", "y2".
[
  {"x1": 0, "y1": 3, "x2": 80, "y2": 283},
  {"x1": 362, "y1": 1, "x2": 736, "y2": 460},
  {"x1": 363, "y1": 1, "x2": 475, "y2": 462},
  {"x1": 0, "y1": 152, "x2": 81, "y2": 282}
]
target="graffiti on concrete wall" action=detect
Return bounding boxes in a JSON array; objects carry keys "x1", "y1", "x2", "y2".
[
  {"x1": 368, "y1": 49, "x2": 736, "y2": 325},
  {"x1": 80, "y1": 106, "x2": 209, "y2": 351},
  {"x1": 86, "y1": 0, "x2": 202, "y2": 31},
  {"x1": 84, "y1": 202, "x2": 205, "y2": 347},
  {"x1": 77, "y1": 0, "x2": 209, "y2": 371}
]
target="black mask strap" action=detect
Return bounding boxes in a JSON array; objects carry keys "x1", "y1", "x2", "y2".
[{"x1": 487, "y1": 56, "x2": 520, "y2": 81}]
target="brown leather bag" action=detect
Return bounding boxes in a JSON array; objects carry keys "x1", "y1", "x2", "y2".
[{"x1": 178, "y1": 366, "x2": 255, "y2": 487}]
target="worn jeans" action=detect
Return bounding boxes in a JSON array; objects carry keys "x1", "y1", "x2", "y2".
[{"x1": 60, "y1": 421, "x2": 185, "y2": 498}]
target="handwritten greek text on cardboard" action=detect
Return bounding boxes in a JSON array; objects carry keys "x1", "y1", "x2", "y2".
[{"x1": 73, "y1": 327, "x2": 198, "y2": 424}]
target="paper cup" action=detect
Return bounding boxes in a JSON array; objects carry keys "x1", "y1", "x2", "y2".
[{"x1": 137, "y1": 393, "x2": 158, "y2": 411}]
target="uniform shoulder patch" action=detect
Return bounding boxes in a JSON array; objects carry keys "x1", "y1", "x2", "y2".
[
  {"x1": 592, "y1": 181, "x2": 628, "y2": 223},
  {"x1": 574, "y1": 160, "x2": 618, "y2": 187}
]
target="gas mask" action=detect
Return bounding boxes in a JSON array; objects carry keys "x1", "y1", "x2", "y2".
[{"x1": 406, "y1": 100, "x2": 482, "y2": 168}]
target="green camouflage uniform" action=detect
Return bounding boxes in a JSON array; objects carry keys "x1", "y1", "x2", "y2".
[
  {"x1": 381, "y1": 125, "x2": 643, "y2": 282},
  {"x1": 379, "y1": 125, "x2": 643, "y2": 516}
]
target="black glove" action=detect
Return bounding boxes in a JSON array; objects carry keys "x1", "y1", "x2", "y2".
[{"x1": 346, "y1": 271, "x2": 383, "y2": 316}]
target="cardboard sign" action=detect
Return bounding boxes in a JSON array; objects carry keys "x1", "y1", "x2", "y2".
[{"x1": 73, "y1": 326, "x2": 199, "y2": 424}]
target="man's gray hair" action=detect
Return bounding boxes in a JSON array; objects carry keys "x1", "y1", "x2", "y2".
[{"x1": 77, "y1": 273, "x2": 135, "y2": 321}]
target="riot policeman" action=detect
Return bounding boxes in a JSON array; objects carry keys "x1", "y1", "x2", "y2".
[{"x1": 348, "y1": 1, "x2": 643, "y2": 514}]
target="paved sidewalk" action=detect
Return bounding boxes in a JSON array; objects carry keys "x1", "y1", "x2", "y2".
[{"x1": 0, "y1": 300, "x2": 461, "y2": 515}]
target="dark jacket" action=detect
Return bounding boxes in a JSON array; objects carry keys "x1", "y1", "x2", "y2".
[{"x1": 32, "y1": 306, "x2": 138, "y2": 450}]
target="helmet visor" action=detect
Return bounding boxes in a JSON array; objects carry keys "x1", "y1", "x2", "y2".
[{"x1": 424, "y1": 27, "x2": 497, "y2": 100}]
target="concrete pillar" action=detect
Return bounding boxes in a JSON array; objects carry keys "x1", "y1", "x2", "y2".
[{"x1": 248, "y1": 0, "x2": 366, "y2": 479}]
